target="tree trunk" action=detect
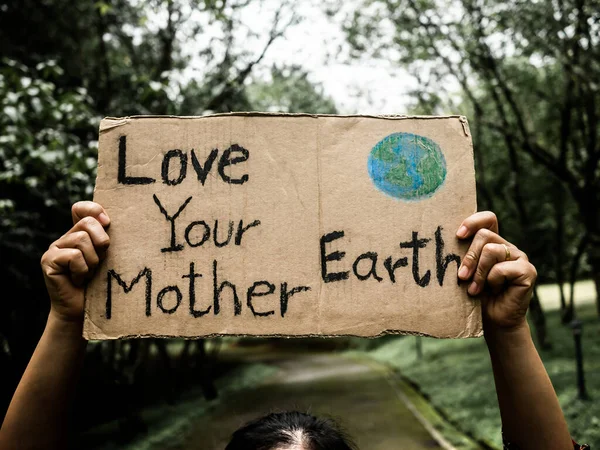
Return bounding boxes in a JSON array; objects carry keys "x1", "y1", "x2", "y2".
[
  {"x1": 562, "y1": 294, "x2": 575, "y2": 324},
  {"x1": 582, "y1": 234, "x2": 600, "y2": 318},
  {"x1": 501, "y1": 134, "x2": 550, "y2": 345},
  {"x1": 197, "y1": 340, "x2": 218, "y2": 401},
  {"x1": 153, "y1": 339, "x2": 177, "y2": 403},
  {"x1": 573, "y1": 193, "x2": 600, "y2": 317},
  {"x1": 594, "y1": 267, "x2": 600, "y2": 318},
  {"x1": 553, "y1": 184, "x2": 568, "y2": 318},
  {"x1": 415, "y1": 336, "x2": 423, "y2": 360},
  {"x1": 564, "y1": 233, "x2": 588, "y2": 323}
]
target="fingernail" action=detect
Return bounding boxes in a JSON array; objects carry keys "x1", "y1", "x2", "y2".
[
  {"x1": 457, "y1": 225, "x2": 468, "y2": 238},
  {"x1": 98, "y1": 213, "x2": 110, "y2": 226},
  {"x1": 468, "y1": 281, "x2": 479, "y2": 295},
  {"x1": 458, "y1": 265, "x2": 469, "y2": 279}
]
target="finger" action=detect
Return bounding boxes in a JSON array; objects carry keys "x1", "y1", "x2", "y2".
[
  {"x1": 456, "y1": 211, "x2": 498, "y2": 239},
  {"x1": 66, "y1": 216, "x2": 110, "y2": 257},
  {"x1": 468, "y1": 243, "x2": 524, "y2": 295},
  {"x1": 43, "y1": 247, "x2": 89, "y2": 287},
  {"x1": 72, "y1": 201, "x2": 110, "y2": 227},
  {"x1": 458, "y1": 228, "x2": 509, "y2": 280},
  {"x1": 53, "y1": 231, "x2": 100, "y2": 271},
  {"x1": 486, "y1": 259, "x2": 537, "y2": 294}
]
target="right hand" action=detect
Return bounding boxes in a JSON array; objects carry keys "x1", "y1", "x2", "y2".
[
  {"x1": 41, "y1": 202, "x2": 111, "y2": 322},
  {"x1": 456, "y1": 211, "x2": 536, "y2": 332}
]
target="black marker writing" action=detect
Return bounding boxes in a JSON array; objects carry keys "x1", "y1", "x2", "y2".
[
  {"x1": 182, "y1": 262, "x2": 209, "y2": 317},
  {"x1": 218, "y1": 144, "x2": 249, "y2": 184},
  {"x1": 191, "y1": 148, "x2": 218, "y2": 185},
  {"x1": 400, "y1": 232, "x2": 431, "y2": 288},
  {"x1": 247, "y1": 281, "x2": 276, "y2": 317},
  {"x1": 320, "y1": 231, "x2": 350, "y2": 283},
  {"x1": 106, "y1": 268, "x2": 152, "y2": 319},
  {"x1": 153, "y1": 194, "x2": 193, "y2": 253},
  {"x1": 117, "y1": 136, "x2": 156, "y2": 185},
  {"x1": 161, "y1": 149, "x2": 187, "y2": 186},
  {"x1": 435, "y1": 226, "x2": 461, "y2": 286}
]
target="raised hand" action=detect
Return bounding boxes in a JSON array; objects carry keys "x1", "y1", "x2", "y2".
[
  {"x1": 456, "y1": 211, "x2": 537, "y2": 331},
  {"x1": 41, "y1": 201, "x2": 110, "y2": 322}
]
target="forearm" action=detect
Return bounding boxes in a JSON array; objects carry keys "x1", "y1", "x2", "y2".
[
  {"x1": 486, "y1": 323, "x2": 572, "y2": 450},
  {"x1": 0, "y1": 312, "x2": 86, "y2": 450}
]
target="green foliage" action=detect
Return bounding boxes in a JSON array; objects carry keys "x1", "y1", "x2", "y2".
[
  {"x1": 340, "y1": 0, "x2": 599, "y2": 287},
  {"x1": 364, "y1": 305, "x2": 600, "y2": 448},
  {"x1": 0, "y1": 0, "x2": 339, "y2": 426},
  {"x1": 0, "y1": 58, "x2": 97, "y2": 286},
  {"x1": 246, "y1": 66, "x2": 337, "y2": 114},
  {"x1": 0, "y1": 1, "x2": 334, "y2": 294},
  {"x1": 460, "y1": 74, "x2": 587, "y2": 283}
]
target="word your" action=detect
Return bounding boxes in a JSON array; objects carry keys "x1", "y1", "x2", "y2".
[
  {"x1": 152, "y1": 194, "x2": 261, "y2": 253},
  {"x1": 117, "y1": 135, "x2": 249, "y2": 186}
]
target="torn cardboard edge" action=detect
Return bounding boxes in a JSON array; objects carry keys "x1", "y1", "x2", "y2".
[
  {"x1": 84, "y1": 297, "x2": 485, "y2": 340},
  {"x1": 104, "y1": 112, "x2": 468, "y2": 119},
  {"x1": 99, "y1": 113, "x2": 471, "y2": 134},
  {"x1": 85, "y1": 330, "x2": 484, "y2": 342}
]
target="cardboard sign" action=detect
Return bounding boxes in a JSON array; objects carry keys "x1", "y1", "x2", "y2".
[{"x1": 83, "y1": 113, "x2": 481, "y2": 340}]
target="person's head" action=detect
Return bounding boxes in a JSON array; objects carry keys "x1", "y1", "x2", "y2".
[{"x1": 225, "y1": 411, "x2": 357, "y2": 450}]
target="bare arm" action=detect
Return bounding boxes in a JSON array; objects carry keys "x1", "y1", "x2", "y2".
[
  {"x1": 457, "y1": 212, "x2": 572, "y2": 450},
  {"x1": 486, "y1": 323, "x2": 571, "y2": 450},
  {"x1": 0, "y1": 202, "x2": 110, "y2": 450},
  {"x1": 0, "y1": 315, "x2": 87, "y2": 449}
]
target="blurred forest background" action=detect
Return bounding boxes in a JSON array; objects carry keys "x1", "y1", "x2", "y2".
[{"x1": 0, "y1": 0, "x2": 599, "y2": 448}]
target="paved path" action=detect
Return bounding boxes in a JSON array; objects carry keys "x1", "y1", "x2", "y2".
[{"x1": 179, "y1": 350, "x2": 443, "y2": 450}]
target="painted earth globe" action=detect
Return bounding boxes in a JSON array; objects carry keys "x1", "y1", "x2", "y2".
[{"x1": 368, "y1": 132, "x2": 447, "y2": 201}]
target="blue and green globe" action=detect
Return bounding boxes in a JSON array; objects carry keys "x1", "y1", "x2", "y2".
[{"x1": 368, "y1": 132, "x2": 447, "y2": 201}]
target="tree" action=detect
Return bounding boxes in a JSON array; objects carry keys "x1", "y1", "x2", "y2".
[
  {"x1": 340, "y1": 0, "x2": 600, "y2": 323},
  {"x1": 246, "y1": 65, "x2": 337, "y2": 114},
  {"x1": 0, "y1": 0, "x2": 338, "y2": 428},
  {"x1": 0, "y1": 59, "x2": 98, "y2": 376}
]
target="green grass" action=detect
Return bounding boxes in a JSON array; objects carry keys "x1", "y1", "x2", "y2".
[{"x1": 361, "y1": 304, "x2": 600, "y2": 449}]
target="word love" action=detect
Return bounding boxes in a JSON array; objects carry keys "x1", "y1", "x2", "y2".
[{"x1": 117, "y1": 136, "x2": 250, "y2": 186}]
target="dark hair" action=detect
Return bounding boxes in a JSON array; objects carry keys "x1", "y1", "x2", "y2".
[{"x1": 225, "y1": 411, "x2": 357, "y2": 450}]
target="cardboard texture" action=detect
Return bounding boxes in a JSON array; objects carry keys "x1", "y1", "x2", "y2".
[{"x1": 83, "y1": 113, "x2": 481, "y2": 340}]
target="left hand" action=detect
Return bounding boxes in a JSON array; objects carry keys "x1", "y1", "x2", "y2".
[
  {"x1": 456, "y1": 211, "x2": 537, "y2": 331},
  {"x1": 41, "y1": 201, "x2": 110, "y2": 323}
]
